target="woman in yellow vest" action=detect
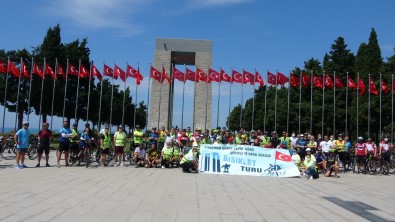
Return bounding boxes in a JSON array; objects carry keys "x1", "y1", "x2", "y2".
[
  {"x1": 333, "y1": 134, "x2": 346, "y2": 171},
  {"x1": 161, "y1": 141, "x2": 174, "y2": 169},
  {"x1": 113, "y1": 125, "x2": 126, "y2": 167}
]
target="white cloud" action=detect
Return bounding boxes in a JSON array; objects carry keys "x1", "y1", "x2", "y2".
[{"x1": 43, "y1": 0, "x2": 146, "y2": 36}]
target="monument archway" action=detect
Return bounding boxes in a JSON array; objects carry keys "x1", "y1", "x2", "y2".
[{"x1": 149, "y1": 38, "x2": 212, "y2": 130}]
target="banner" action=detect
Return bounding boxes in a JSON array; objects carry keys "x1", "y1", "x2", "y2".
[{"x1": 199, "y1": 144, "x2": 300, "y2": 177}]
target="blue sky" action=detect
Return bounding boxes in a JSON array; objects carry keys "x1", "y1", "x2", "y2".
[{"x1": 1, "y1": 0, "x2": 395, "y2": 132}]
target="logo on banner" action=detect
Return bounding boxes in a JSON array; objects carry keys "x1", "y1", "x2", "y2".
[
  {"x1": 221, "y1": 163, "x2": 231, "y2": 173},
  {"x1": 204, "y1": 152, "x2": 221, "y2": 173},
  {"x1": 262, "y1": 164, "x2": 285, "y2": 177}
]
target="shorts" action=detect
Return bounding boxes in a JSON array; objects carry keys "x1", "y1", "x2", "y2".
[
  {"x1": 58, "y1": 142, "x2": 70, "y2": 152},
  {"x1": 15, "y1": 148, "x2": 28, "y2": 153},
  {"x1": 381, "y1": 152, "x2": 390, "y2": 162},
  {"x1": 101, "y1": 148, "x2": 109, "y2": 155},
  {"x1": 338, "y1": 151, "x2": 346, "y2": 162},
  {"x1": 38, "y1": 145, "x2": 50, "y2": 155},
  {"x1": 115, "y1": 146, "x2": 124, "y2": 154},
  {"x1": 180, "y1": 161, "x2": 195, "y2": 172},
  {"x1": 70, "y1": 142, "x2": 79, "y2": 153},
  {"x1": 356, "y1": 155, "x2": 366, "y2": 164}
]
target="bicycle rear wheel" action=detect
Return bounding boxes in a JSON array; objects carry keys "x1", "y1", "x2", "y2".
[
  {"x1": 28, "y1": 146, "x2": 38, "y2": 160},
  {"x1": 84, "y1": 150, "x2": 90, "y2": 168},
  {"x1": 381, "y1": 161, "x2": 389, "y2": 175}
]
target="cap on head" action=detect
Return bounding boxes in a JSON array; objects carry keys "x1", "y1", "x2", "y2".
[
  {"x1": 357, "y1": 136, "x2": 363, "y2": 141},
  {"x1": 23, "y1": 121, "x2": 29, "y2": 125},
  {"x1": 72, "y1": 123, "x2": 78, "y2": 127},
  {"x1": 136, "y1": 125, "x2": 140, "y2": 129},
  {"x1": 152, "y1": 127, "x2": 157, "y2": 130},
  {"x1": 306, "y1": 148, "x2": 311, "y2": 152},
  {"x1": 384, "y1": 138, "x2": 389, "y2": 141},
  {"x1": 118, "y1": 125, "x2": 123, "y2": 128}
]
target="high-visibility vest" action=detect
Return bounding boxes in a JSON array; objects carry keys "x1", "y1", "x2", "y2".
[
  {"x1": 334, "y1": 140, "x2": 345, "y2": 151},
  {"x1": 114, "y1": 132, "x2": 126, "y2": 146},
  {"x1": 134, "y1": 130, "x2": 143, "y2": 144},
  {"x1": 163, "y1": 147, "x2": 173, "y2": 160},
  {"x1": 103, "y1": 133, "x2": 111, "y2": 148}
]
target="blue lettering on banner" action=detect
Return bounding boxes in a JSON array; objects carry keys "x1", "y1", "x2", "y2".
[
  {"x1": 240, "y1": 166, "x2": 262, "y2": 173},
  {"x1": 223, "y1": 155, "x2": 256, "y2": 166}
]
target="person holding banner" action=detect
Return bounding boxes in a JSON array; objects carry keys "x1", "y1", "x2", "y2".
[
  {"x1": 301, "y1": 148, "x2": 317, "y2": 179},
  {"x1": 179, "y1": 145, "x2": 198, "y2": 173}
]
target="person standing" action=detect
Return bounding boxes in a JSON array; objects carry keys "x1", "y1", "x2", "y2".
[
  {"x1": 99, "y1": 126, "x2": 111, "y2": 167},
  {"x1": 37, "y1": 122, "x2": 52, "y2": 167},
  {"x1": 57, "y1": 121, "x2": 74, "y2": 167},
  {"x1": 14, "y1": 121, "x2": 30, "y2": 169},
  {"x1": 113, "y1": 125, "x2": 126, "y2": 167}
]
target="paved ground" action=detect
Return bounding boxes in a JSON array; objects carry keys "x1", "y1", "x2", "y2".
[{"x1": 1, "y1": 151, "x2": 394, "y2": 222}]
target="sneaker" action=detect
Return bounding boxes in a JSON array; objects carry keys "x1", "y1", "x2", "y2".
[
  {"x1": 309, "y1": 176, "x2": 313, "y2": 180},
  {"x1": 36, "y1": 163, "x2": 40, "y2": 167},
  {"x1": 161, "y1": 166, "x2": 165, "y2": 169},
  {"x1": 15, "y1": 164, "x2": 23, "y2": 169},
  {"x1": 120, "y1": 162, "x2": 124, "y2": 167},
  {"x1": 21, "y1": 164, "x2": 28, "y2": 168},
  {"x1": 135, "y1": 165, "x2": 139, "y2": 168},
  {"x1": 114, "y1": 164, "x2": 118, "y2": 167},
  {"x1": 46, "y1": 163, "x2": 50, "y2": 167},
  {"x1": 56, "y1": 164, "x2": 61, "y2": 168}
]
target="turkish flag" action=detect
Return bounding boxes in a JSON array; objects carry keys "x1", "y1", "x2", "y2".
[
  {"x1": 275, "y1": 150, "x2": 292, "y2": 162},
  {"x1": 7, "y1": 61, "x2": 20, "y2": 78},
  {"x1": 290, "y1": 74, "x2": 299, "y2": 87},
  {"x1": 220, "y1": 69, "x2": 231, "y2": 82},
  {"x1": 324, "y1": 74, "x2": 333, "y2": 89},
  {"x1": 255, "y1": 71, "x2": 264, "y2": 86},
  {"x1": 243, "y1": 70, "x2": 255, "y2": 85},
  {"x1": 173, "y1": 67, "x2": 185, "y2": 82},
  {"x1": 302, "y1": 73, "x2": 311, "y2": 88},
  {"x1": 358, "y1": 77, "x2": 365, "y2": 96},
  {"x1": 267, "y1": 71, "x2": 276, "y2": 85},
  {"x1": 91, "y1": 64, "x2": 102, "y2": 81},
  {"x1": 68, "y1": 64, "x2": 79, "y2": 77},
  {"x1": 335, "y1": 76, "x2": 344, "y2": 88},
  {"x1": 79, "y1": 64, "x2": 90, "y2": 78},
  {"x1": 277, "y1": 72, "x2": 289, "y2": 85},
  {"x1": 369, "y1": 77, "x2": 378, "y2": 95},
  {"x1": 196, "y1": 68, "x2": 209, "y2": 83},
  {"x1": 232, "y1": 70, "x2": 243, "y2": 83},
  {"x1": 126, "y1": 65, "x2": 138, "y2": 78},
  {"x1": 162, "y1": 66, "x2": 171, "y2": 84},
  {"x1": 136, "y1": 70, "x2": 143, "y2": 85},
  {"x1": 114, "y1": 64, "x2": 125, "y2": 81},
  {"x1": 209, "y1": 68, "x2": 220, "y2": 82},
  {"x1": 57, "y1": 64, "x2": 65, "y2": 79},
  {"x1": 0, "y1": 60, "x2": 6, "y2": 73},
  {"x1": 312, "y1": 75, "x2": 323, "y2": 88},
  {"x1": 33, "y1": 63, "x2": 43, "y2": 78},
  {"x1": 45, "y1": 64, "x2": 57, "y2": 80},
  {"x1": 381, "y1": 79, "x2": 389, "y2": 94},
  {"x1": 103, "y1": 64, "x2": 114, "y2": 78},
  {"x1": 150, "y1": 66, "x2": 161, "y2": 82},
  {"x1": 185, "y1": 68, "x2": 196, "y2": 82},
  {"x1": 347, "y1": 77, "x2": 357, "y2": 89},
  {"x1": 21, "y1": 62, "x2": 30, "y2": 79}
]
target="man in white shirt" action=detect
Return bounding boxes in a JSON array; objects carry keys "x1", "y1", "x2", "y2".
[{"x1": 319, "y1": 135, "x2": 333, "y2": 157}]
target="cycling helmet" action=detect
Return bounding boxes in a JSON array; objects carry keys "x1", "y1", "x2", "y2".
[{"x1": 357, "y1": 136, "x2": 363, "y2": 142}]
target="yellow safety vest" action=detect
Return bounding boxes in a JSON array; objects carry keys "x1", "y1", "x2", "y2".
[{"x1": 114, "y1": 132, "x2": 126, "y2": 147}]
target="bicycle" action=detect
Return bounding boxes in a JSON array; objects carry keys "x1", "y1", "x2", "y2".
[
  {"x1": 27, "y1": 135, "x2": 39, "y2": 160},
  {"x1": 95, "y1": 147, "x2": 115, "y2": 166}
]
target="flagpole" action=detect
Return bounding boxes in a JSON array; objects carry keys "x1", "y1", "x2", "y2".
[
  {"x1": 287, "y1": 70, "x2": 291, "y2": 133},
  {"x1": 333, "y1": 71, "x2": 336, "y2": 136},
  {"x1": 181, "y1": 65, "x2": 186, "y2": 129},
  {"x1": 345, "y1": 72, "x2": 349, "y2": 136},
  {"x1": 86, "y1": 61, "x2": 93, "y2": 123},
  {"x1": 274, "y1": 70, "x2": 278, "y2": 132},
  {"x1": 27, "y1": 58, "x2": 34, "y2": 122},
  {"x1": 216, "y1": 68, "x2": 221, "y2": 128},
  {"x1": 14, "y1": 58, "x2": 23, "y2": 131},
  {"x1": 379, "y1": 73, "x2": 382, "y2": 138},
  {"x1": 133, "y1": 63, "x2": 139, "y2": 131},
  {"x1": 109, "y1": 62, "x2": 115, "y2": 133},
  {"x1": 38, "y1": 58, "x2": 46, "y2": 131},
  {"x1": 240, "y1": 68, "x2": 244, "y2": 129},
  {"x1": 50, "y1": 59, "x2": 58, "y2": 132},
  {"x1": 98, "y1": 65, "x2": 103, "y2": 131},
  {"x1": 264, "y1": 69, "x2": 268, "y2": 132},
  {"x1": 322, "y1": 71, "x2": 325, "y2": 137},
  {"x1": 205, "y1": 67, "x2": 209, "y2": 131},
  {"x1": 368, "y1": 73, "x2": 371, "y2": 137},
  {"x1": 74, "y1": 60, "x2": 81, "y2": 122},
  {"x1": 298, "y1": 72, "x2": 302, "y2": 134},
  {"x1": 62, "y1": 59, "x2": 69, "y2": 122},
  {"x1": 391, "y1": 74, "x2": 394, "y2": 144},
  {"x1": 122, "y1": 64, "x2": 127, "y2": 127},
  {"x1": 310, "y1": 70, "x2": 313, "y2": 133},
  {"x1": 252, "y1": 68, "x2": 256, "y2": 130},
  {"x1": 158, "y1": 64, "x2": 163, "y2": 130},
  {"x1": 356, "y1": 72, "x2": 359, "y2": 137},
  {"x1": 146, "y1": 74, "x2": 151, "y2": 132},
  {"x1": 228, "y1": 74, "x2": 232, "y2": 130},
  {"x1": 2, "y1": 57, "x2": 10, "y2": 135}
]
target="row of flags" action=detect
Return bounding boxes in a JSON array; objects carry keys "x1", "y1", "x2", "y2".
[
  {"x1": 150, "y1": 66, "x2": 395, "y2": 96},
  {"x1": 0, "y1": 60, "x2": 143, "y2": 85},
  {"x1": 1, "y1": 59, "x2": 394, "y2": 96}
]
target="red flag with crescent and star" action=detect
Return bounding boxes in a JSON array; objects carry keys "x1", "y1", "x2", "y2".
[
  {"x1": 68, "y1": 63, "x2": 79, "y2": 77},
  {"x1": 79, "y1": 64, "x2": 90, "y2": 78},
  {"x1": 173, "y1": 67, "x2": 185, "y2": 82},
  {"x1": 290, "y1": 74, "x2": 299, "y2": 87},
  {"x1": 57, "y1": 64, "x2": 65, "y2": 79},
  {"x1": 243, "y1": 70, "x2": 255, "y2": 85},
  {"x1": 267, "y1": 71, "x2": 277, "y2": 85},
  {"x1": 209, "y1": 68, "x2": 220, "y2": 82},
  {"x1": 114, "y1": 64, "x2": 125, "y2": 81},
  {"x1": 324, "y1": 74, "x2": 333, "y2": 88},
  {"x1": 312, "y1": 75, "x2": 323, "y2": 88},
  {"x1": 185, "y1": 68, "x2": 197, "y2": 82},
  {"x1": 33, "y1": 63, "x2": 43, "y2": 78},
  {"x1": 150, "y1": 66, "x2": 161, "y2": 82},
  {"x1": 8, "y1": 61, "x2": 20, "y2": 78},
  {"x1": 358, "y1": 77, "x2": 365, "y2": 96},
  {"x1": 369, "y1": 77, "x2": 378, "y2": 95},
  {"x1": 91, "y1": 64, "x2": 102, "y2": 81},
  {"x1": 255, "y1": 70, "x2": 264, "y2": 86},
  {"x1": 21, "y1": 61, "x2": 30, "y2": 79},
  {"x1": 277, "y1": 72, "x2": 289, "y2": 85},
  {"x1": 45, "y1": 64, "x2": 56, "y2": 80},
  {"x1": 103, "y1": 64, "x2": 114, "y2": 78},
  {"x1": 335, "y1": 75, "x2": 344, "y2": 88},
  {"x1": 161, "y1": 66, "x2": 171, "y2": 84},
  {"x1": 220, "y1": 69, "x2": 231, "y2": 82},
  {"x1": 347, "y1": 77, "x2": 357, "y2": 89},
  {"x1": 302, "y1": 73, "x2": 311, "y2": 88},
  {"x1": 196, "y1": 67, "x2": 210, "y2": 83},
  {"x1": 232, "y1": 70, "x2": 243, "y2": 83},
  {"x1": 0, "y1": 60, "x2": 6, "y2": 73},
  {"x1": 275, "y1": 151, "x2": 292, "y2": 162}
]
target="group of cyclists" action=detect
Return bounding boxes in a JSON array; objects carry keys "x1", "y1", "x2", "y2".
[{"x1": 6, "y1": 121, "x2": 394, "y2": 177}]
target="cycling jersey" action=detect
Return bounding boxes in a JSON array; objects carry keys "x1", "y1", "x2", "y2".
[
  {"x1": 334, "y1": 140, "x2": 346, "y2": 152},
  {"x1": 355, "y1": 143, "x2": 367, "y2": 156},
  {"x1": 380, "y1": 142, "x2": 390, "y2": 152}
]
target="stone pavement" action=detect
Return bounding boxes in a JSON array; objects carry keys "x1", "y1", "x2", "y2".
[{"x1": 1, "y1": 151, "x2": 394, "y2": 222}]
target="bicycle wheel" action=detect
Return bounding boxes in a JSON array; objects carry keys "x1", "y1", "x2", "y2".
[
  {"x1": 28, "y1": 146, "x2": 38, "y2": 160},
  {"x1": 84, "y1": 150, "x2": 90, "y2": 168},
  {"x1": 95, "y1": 149, "x2": 101, "y2": 164},
  {"x1": 12, "y1": 145, "x2": 17, "y2": 154},
  {"x1": 381, "y1": 161, "x2": 389, "y2": 175},
  {"x1": 389, "y1": 159, "x2": 395, "y2": 174}
]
